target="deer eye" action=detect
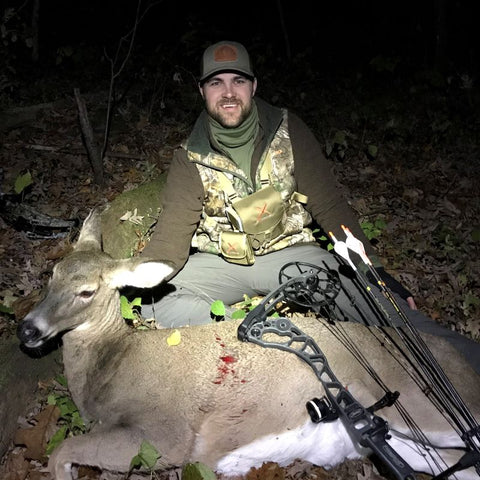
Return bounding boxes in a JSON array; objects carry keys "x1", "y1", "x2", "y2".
[{"x1": 78, "y1": 290, "x2": 96, "y2": 299}]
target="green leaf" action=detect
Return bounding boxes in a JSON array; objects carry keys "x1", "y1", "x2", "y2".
[
  {"x1": 182, "y1": 461, "x2": 217, "y2": 480},
  {"x1": 46, "y1": 425, "x2": 68, "y2": 455},
  {"x1": 130, "y1": 440, "x2": 160, "y2": 470},
  {"x1": 0, "y1": 303, "x2": 14, "y2": 314},
  {"x1": 120, "y1": 295, "x2": 132, "y2": 318},
  {"x1": 131, "y1": 297, "x2": 142, "y2": 307},
  {"x1": 57, "y1": 396, "x2": 79, "y2": 417},
  {"x1": 367, "y1": 144, "x2": 378, "y2": 158},
  {"x1": 120, "y1": 295, "x2": 142, "y2": 320},
  {"x1": 361, "y1": 218, "x2": 387, "y2": 240},
  {"x1": 70, "y1": 411, "x2": 85, "y2": 431},
  {"x1": 55, "y1": 375, "x2": 68, "y2": 387},
  {"x1": 210, "y1": 300, "x2": 226, "y2": 317},
  {"x1": 464, "y1": 293, "x2": 480, "y2": 308},
  {"x1": 361, "y1": 221, "x2": 375, "y2": 240},
  {"x1": 231, "y1": 309, "x2": 246, "y2": 320},
  {"x1": 374, "y1": 218, "x2": 387, "y2": 230},
  {"x1": 471, "y1": 228, "x2": 480, "y2": 243},
  {"x1": 14, "y1": 171, "x2": 33, "y2": 194},
  {"x1": 333, "y1": 130, "x2": 346, "y2": 146}
]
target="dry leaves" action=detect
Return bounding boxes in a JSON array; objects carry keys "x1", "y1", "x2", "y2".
[{"x1": 14, "y1": 405, "x2": 60, "y2": 462}]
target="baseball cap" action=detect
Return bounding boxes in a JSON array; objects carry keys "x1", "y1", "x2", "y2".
[{"x1": 200, "y1": 41, "x2": 254, "y2": 83}]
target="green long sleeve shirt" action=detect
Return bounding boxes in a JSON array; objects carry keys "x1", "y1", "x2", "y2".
[{"x1": 142, "y1": 98, "x2": 378, "y2": 273}]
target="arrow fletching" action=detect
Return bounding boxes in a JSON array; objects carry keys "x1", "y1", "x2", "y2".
[
  {"x1": 329, "y1": 232, "x2": 356, "y2": 270},
  {"x1": 341, "y1": 225, "x2": 372, "y2": 266}
]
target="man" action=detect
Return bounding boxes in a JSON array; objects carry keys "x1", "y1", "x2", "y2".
[{"x1": 141, "y1": 40, "x2": 479, "y2": 373}]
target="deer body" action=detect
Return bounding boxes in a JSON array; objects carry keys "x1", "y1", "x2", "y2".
[{"x1": 17, "y1": 211, "x2": 480, "y2": 480}]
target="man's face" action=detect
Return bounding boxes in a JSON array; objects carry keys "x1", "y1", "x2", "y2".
[{"x1": 199, "y1": 73, "x2": 257, "y2": 128}]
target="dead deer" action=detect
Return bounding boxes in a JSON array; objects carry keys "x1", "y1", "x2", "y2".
[{"x1": 17, "y1": 210, "x2": 480, "y2": 480}]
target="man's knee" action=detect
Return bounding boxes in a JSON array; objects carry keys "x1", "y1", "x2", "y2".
[{"x1": 142, "y1": 285, "x2": 215, "y2": 328}]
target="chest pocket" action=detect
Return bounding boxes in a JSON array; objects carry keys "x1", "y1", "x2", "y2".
[
  {"x1": 216, "y1": 154, "x2": 307, "y2": 265},
  {"x1": 219, "y1": 164, "x2": 287, "y2": 265},
  {"x1": 226, "y1": 185, "x2": 284, "y2": 249}
]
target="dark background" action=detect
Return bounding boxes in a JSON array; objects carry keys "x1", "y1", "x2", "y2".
[
  {"x1": 2, "y1": 0, "x2": 479, "y2": 110},
  {"x1": 17, "y1": 0, "x2": 480, "y2": 67}
]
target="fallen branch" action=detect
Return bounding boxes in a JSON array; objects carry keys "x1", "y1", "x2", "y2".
[
  {"x1": 74, "y1": 88, "x2": 104, "y2": 185},
  {"x1": 21, "y1": 143, "x2": 146, "y2": 160},
  {"x1": 0, "y1": 195, "x2": 78, "y2": 239}
]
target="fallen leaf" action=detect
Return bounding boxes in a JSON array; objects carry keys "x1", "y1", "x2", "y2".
[
  {"x1": 166, "y1": 329, "x2": 181, "y2": 346},
  {"x1": 0, "y1": 449, "x2": 30, "y2": 480},
  {"x1": 182, "y1": 461, "x2": 217, "y2": 480},
  {"x1": 246, "y1": 462, "x2": 285, "y2": 480},
  {"x1": 119, "y1": 208, "x2": 144, "y2": 225},
  {"x1": 14, "y1": 405, "x2": 60, "y2": 461}
]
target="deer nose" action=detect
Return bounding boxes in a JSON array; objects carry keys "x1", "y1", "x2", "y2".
[{"x1": 17, "y1": 319, "x2": 41, "y2": 344}]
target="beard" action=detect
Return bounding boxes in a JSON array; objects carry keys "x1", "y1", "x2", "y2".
[{"x1": 206, "y1": 98, "x2": 253, "y2": 128}]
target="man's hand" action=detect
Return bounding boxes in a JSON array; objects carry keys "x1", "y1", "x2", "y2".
[
  {"x1": 406, "y1": 297, "x2": 417, "y2": 310},
  {"x1": 367, "y1": 267, "x2": 417, "y2": 310}
]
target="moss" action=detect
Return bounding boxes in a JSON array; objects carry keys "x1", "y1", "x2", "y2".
[{"x1": 101, "y1": 174, "x2": 167, "y2": 259}]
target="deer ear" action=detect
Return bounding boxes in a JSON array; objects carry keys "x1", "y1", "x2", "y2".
[
  {"x1": 75, "y1": 208, "x2": 103, "y2": 252},
  {"x1": 107, "y1": 259, "x2": 175, "y2": 289}
]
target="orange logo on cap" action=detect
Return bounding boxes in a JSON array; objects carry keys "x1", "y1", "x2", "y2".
[{"x1": 214, "y1": 45, "x2": 238, "y2": 62}]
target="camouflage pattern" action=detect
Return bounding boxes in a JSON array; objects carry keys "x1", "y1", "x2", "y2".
[{"x1": 187, "y1": 110, "x2": 315, "y2": 256}]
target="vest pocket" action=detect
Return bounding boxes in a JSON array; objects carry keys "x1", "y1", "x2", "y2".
[
  {"x1": 226, "y1": 185, "x2": 286, "y2": 248},
  {"x1": 219, "y1": 231, "x2": 255, "y2": 265}
]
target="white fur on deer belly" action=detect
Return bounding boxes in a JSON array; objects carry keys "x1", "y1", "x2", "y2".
[{"x1": 215, "y1": 418, "x2": 364, "y2": 476}]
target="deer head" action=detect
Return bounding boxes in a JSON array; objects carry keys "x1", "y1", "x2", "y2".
[{"x1": 17, "y1": 209, "x2": 174, "y2": 349}]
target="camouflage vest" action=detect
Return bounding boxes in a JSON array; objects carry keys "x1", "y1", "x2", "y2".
[{"x1": 186, "y1": 110, "x2": 315, "y2": 263}]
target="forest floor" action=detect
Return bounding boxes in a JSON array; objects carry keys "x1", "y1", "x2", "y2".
[{"x1": 0, "y1": 63, "x2": 479, "y2": 479}]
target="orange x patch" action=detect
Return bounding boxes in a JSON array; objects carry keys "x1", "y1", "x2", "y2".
[
  {"x1": 255, "y1": 202, "x2": 271, "y2": 223},
  {"x1": 225, "y1": 242, "x2": 238, "y2": 254}
]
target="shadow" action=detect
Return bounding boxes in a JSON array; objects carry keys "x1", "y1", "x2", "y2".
[
  {"x1": 19, "y1": 335, "x2": 63, "y2": 359},
  {"x1": 121, "y1": 282, "x2": 177, "y2": 306}
]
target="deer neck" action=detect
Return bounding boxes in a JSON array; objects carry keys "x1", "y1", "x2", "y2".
[{"x1": 60, "y1": 292, "x2": 131, "y2": 415}]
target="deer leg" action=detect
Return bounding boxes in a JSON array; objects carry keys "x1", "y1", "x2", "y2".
[{"x1": 48, "y1": 427, "x2": 159, "y2": 480}]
